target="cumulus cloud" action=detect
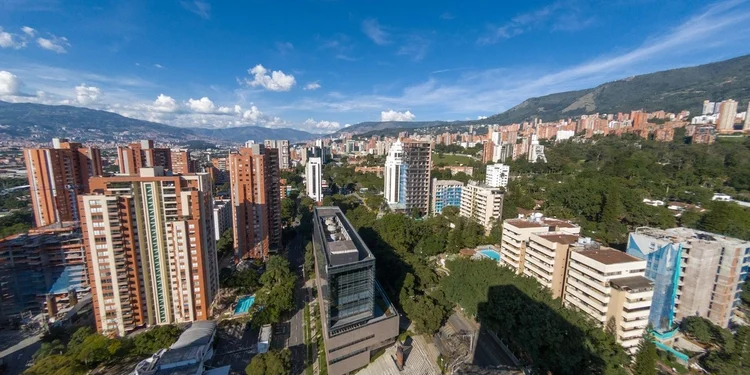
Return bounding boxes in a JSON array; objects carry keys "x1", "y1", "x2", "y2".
[
  {"x1": 0, "y1": 27, "x2": 25, "y2": 49},
  {"x1": 0, "y1": 71, "x2": 22, "y2": 95},
  {"x1": 152, "y1": 94, "x2": 180, "y2": 113},
  {"x1": 186, "y1": 97, "x2": 216, "y2": 113},
  {"x1": 304, "y1": 82, "x2": 321, "y2": 90},
  {"x1": 21, "y1": 26, "x2": 35, "y2": 36},
  {"x1": 242, "y1": 105, "x2": 264, "y2": 122},
  {"x1": 37, "y1": 34, "x2": 69, "y2": 53},
  {"x1": 75, "y1": 84, "x2": 102, "y2": 105},
  {"x1": 381, "y1": 109, "x2": 416, "y2": 122},
  {"x1": 477, "y1": 115, "x2": 488, "y2": 120},
  {"x1": 304, "y1": 118, "x2": 341, "y2": 130},
  {"x1": 245, "y1": 64, "x2": 296, "y2": 91}
]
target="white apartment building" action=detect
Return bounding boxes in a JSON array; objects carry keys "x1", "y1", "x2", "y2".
[
  {"x1": 384, "y1": 140, "x2": 404, "y2": 205},
  {"x1": 213, "y1": 198, "x2": 232, "y2": 238},
  {"x1": 564, "y1": 247, "x2": 653, "y2": 354},
  {"x1": 500, "y1": 215, "x2": 580, "y2": 274},
  {"x1": 524, "y1": 232, "x2": 581, "y2": 298},
  {"x1": 459, "y1": 181, "x2": 504, "y2": 234},
  {"x1": 306, "y1": 157, "x2": 323, "y2": 202},
  {"x1": 264, "y1": 139, "x2": 290, "y2": 169},
  {"x1": 485, "y1": 164, "x2": 510, "y2": 188}
]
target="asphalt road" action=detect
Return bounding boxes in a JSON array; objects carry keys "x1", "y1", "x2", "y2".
[{"x1": 285, "y1": 227, "x2": 308, "y2": 375}]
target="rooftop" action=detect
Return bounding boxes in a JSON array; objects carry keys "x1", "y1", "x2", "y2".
[
  {"x1": 576, "y1": 248, "x2": 642, "y2": 265},
  {"x1": 315, "y1": 206, "x2": 374, "y2": 267},
  {"x1": 610, "y1": 276, "x2": 653, "y2": 292},
  {"x1": 535, "y1": 233, "x2": 580, "y2": 245},
  {"x1": 634, "y1": 226, "x2": 750, "y2": 246}
]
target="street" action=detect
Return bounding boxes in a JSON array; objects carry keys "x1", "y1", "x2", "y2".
[{"x1": 284, "y1": 228, "x2": 309, "y2": 375}]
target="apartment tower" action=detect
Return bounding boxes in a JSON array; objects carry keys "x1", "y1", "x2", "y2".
[
  {"x1": 117, "y1": 140, "x2": 172, "y2": 175},
  {"x1": 170, "y1": 149, "x2": 196, "y2": 175},
  {"x1": 499, "y1": 215, "x2": 580, "y2": 274},
  {"x1": 228, "y1": 144, "x2": 282, "y2": 261},
  {"x1": 431, "y1": 179, "x2": 463, "y2": 215},
  {"x1": 264, "y1": 140, "x2": 291, "y2": 169},
  {"x1": 459, "y1": 181, "x2": 504, "y2": 234},
  {"x1": 716, "y1": 99, "x2": 738, "y2": 133},
  {"x1": 383, "y1": 139, "x2": 432, "y2": 215},
  {"x1": 24, "y1": 138, "x2": 103, "y2": 226},
  {"x1": 306, "y1": 157, "x2": 323, "y2": 202},
  {"x1": 485, "y1": 163, "x2": 510, "y2": 188},
  {"x1": 79, "y1": 168, "x2": 219, "y2": 336},
  {"x1": 744, "y1": 101, "x2": 750, "y2": 132}
]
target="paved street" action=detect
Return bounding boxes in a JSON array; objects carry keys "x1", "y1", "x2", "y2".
[{"x1": 284, "y1": 227, "x2": 309, "y2": 375}]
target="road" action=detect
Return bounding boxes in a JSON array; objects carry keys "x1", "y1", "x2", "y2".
[
  {"x1": 446, "y1": 312, "x2": 516, "y2": 368},
  {"x1": 284, "y1": 227, "x2": 308, "y2": 375}
]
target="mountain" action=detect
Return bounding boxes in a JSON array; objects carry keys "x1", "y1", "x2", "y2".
[
  {"x1": 0, "y1": 101, "x2": 315, "y2": 143},
  {"x1": 334, "y1": 121, "x2": 457, "y2": 136},
  {"x1": 486, "y1": 54, "x2": 750, "y2": 124}
]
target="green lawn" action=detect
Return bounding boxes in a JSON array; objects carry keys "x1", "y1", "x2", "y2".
[{"x1": 432, "y1": 153, "x2": 475, "y2": 166}]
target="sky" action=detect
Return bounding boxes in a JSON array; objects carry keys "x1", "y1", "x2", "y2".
[{"x1": 1, "y1": 0, "x2": 750, "y2": 134}]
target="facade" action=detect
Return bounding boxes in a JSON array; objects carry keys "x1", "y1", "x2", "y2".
[
  {"x1": 745, "y1": 101, "x2": 750, "y2": 132},
  {"x1": 264, "y1": 140, "x2": 291, "y2": 169},
  {"x1": 80, "y1": 168, "x2": 219, "y2": 336},
  {"x1": 24, "y1": 138, "x2": 103, "y2": 226},
  {"x1": 564, "y1": 246, "x2": 653, "y2": 354},
  {"x1": 0, "y1": 222, "x2": 88, "y2": 319},
  {"x1": 117, "y1": 140, "x2": 172, "y2": 175},
  {"x1": 524, "y1": 232, "x2": 581, "y2": 298},
  {"x1": 306, "y1": 157, "x2": 323, "y2": 202},
  {"x1": 485, "y1": 163, "x2": 510, "y2": 188},
  {"x1": 627, "y1": 227, "x2": 750, "y2": 329},
  {"x1": 228, "y1": 144, "x2": 282, "y2": 261},
  {"x1": 716, "y1": 99, "x2": 738, "y2": 133},
  {"x1": 212, "y1": 199, "x2": 232, "y2": 238},
  {"x1": 500, "y1": 215, "x2": 580, "y2": 274},
  {"x1": 431, "y1": 179, "x2": 463, "y2": 215},
  {"x1": 401, "y1": 140, "x2": 432, "y2": 215},
  {"x1": 383, "y1": 140, "x2": 404, "y2": 205},
  {"x1": 312, "y1": 207, "x2": 398, "y2": 375},
  {"x1": 459, "y1": 181, "x2": 504, "y2": 234},
  {"x1": 170, "y1": 149, "x2": 195, "y2": 175}
]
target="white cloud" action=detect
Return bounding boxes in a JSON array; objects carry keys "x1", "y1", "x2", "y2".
[
  {"x1": 154, "y1": 63, "x2": 164, "y2": 69},
  {"x1": 0, "y1": 71, "x2": 22, "y2": 95},
  {"x1": 151, "y1": 94, "x2": 180, "y2": 113},
  {"x1": 304, "y1": 118, "x2": 341, "y2": 130},
  {"x1": 477, "y1": 115, "x2": 488, "y2": 120},
  {"x1": 362, "y1": 18, "x2": 390, "y2": 45},
  {"x1": 75, "y1": 84, "x2": 101, "y2": 105},
  {"x1": 304, "y1": 82, "x2": 321, "y2": 90},
  {"x1": 0, "y1": 27, "x2": 25, "y2": 49},
  {"x1": 21, "y1": 26, "x2": 35, "y2": 36},
  {"x1": 381, "y1": 110, "x2": 416, "y2": 122},
  {"x1": 245, "y1": 64, "x2": 296, "y2": 92},
  {"x1": 186, "y1": 97, "x2": 216, "y2": 113},
  {"x1": 242, "y1": 105, "x2": 264, "y2": 122},
  {"x1": 37, "y1": 34, "x2": 69, "y2": 53},
  {"x1": 181, "y1": 0, "x2": 211, "y2": 19},
  {"x1": 276, "y1": 41, "x2": 294, "y2": 55}
]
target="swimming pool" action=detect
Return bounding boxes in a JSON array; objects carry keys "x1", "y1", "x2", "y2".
[
  {"x1": 234, "y1": 295, "x2": 256, "y2": 315},
  {"x1": 478, "y1": 249, "x2": 501, "y2": 262}
]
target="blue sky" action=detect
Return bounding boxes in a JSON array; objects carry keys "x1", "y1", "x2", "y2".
[{"x1": 1, "y1": 0, "x2": 750, "y2": 133}]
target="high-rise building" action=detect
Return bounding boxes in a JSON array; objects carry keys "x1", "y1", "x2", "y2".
[
  {"x1": 485, "y1": 163, "x2": 510, "y2": 188},
  {"x1": 627, "y1": 227, "x2": 750, "y2": 329},
  {"x1": 431, "y1": 179, "x2": 463, "y2": 215},
  {"x1": 312, "y1": 207, "x2": 398, "y2": 375},
  {"x1": 170, "y1": 149, "x2": 195, "y2": 175},
  {"x1": 500, "y1": 215, "x2": 580, "y2": 274},
  {"x1": 80, "y1": 168, "x2": 219, "y2": 336},
  {"x1": 716, "y1": 99, "x2": 738, "y2": 133},
  {"x1": 117, "y1": 140, "x2": 172, "y2": 175},
  {"x1": 383, "y1": 140, "x2": 432, "y2": 215},
  {"x1": 702, "y1": 100, "x2": 716, "y2": 115},
  {"x1": 459, "y1": 181, "x2": 504, "y2": 234},
  {"x1": 306, "y1": 157, "x2": 323, "y2": 202},
  {"x1": 564, "y1": 246, "x2": 653, "y2": 354},
  {"x1": 264, "y1": 140, "x2": 291, "y2": 169},
  {"x1": 24, "y1": 138, "x2": 103, "y2": 226},
  {"x1": 523, "y1": 231, "x2": 581, "y2": 298},
  {"x1": 527, "y1": 135, "x2": 547, "y2": 163},
  {"x1": 228, "y1": 144, "x2": 282, "y2": 261},
  {"x1": 0, "y1": 222, "x2": 88, "y2": 320},
  {"x1": 744, "y1": 101, "x2": 750, "y2": 132},
  {"x1": 213, "y1": 199, "x2": 232, "y2": 238}
]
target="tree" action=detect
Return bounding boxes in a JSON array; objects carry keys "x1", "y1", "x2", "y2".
[
  {"x1": 216, "y1": 228, "x2": 234, "y2": 258},
  {"x1": 280, "y1": 198, "x2": 296, "y2": 226},
  {"x1": 245, "y1": 349, "x2": 291, "y2": 375},
  {"x1": 32, "y1": 339, "x2": 66, "y2": 361},
  {"x1": 402, "y1": 294, "x2": 450, "y2": 335},
  {"x1": 254, "y1": 256, "x2": 296, "y2": 326},
  {"x1": 130, "y1": 325, "x2": 183, "y2": 356},
  {"x1": 414, "y1": 235, "x2": 446, "y2": 256},
  {"x1": 741, "y1": 280, "x2": 750, "y2": 308},
  {"x1": 23, "y1": 355, "x2": 83, "y2": 375},
  {"x1": 304, "y1": 242, "x2": 315, "y2": 279},
  {"x1": 631, "y1": 335, "x2": 657, "y2": 375},
  {"x1": 68, "y1": 333, "x2": 121, "y2": 368}
]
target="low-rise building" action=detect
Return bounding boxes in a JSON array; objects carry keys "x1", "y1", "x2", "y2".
[
  {"x1": 524, "y1": 232, "x2": 581, "y2": 298},
  {"x1": 499, "y1": 215, "x2": 580, "y2": 273}
]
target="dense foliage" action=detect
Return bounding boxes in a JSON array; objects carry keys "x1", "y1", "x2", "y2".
[
  {"x1": 631, "y1": 334, "x2": 658, "y2": 375},
  {"x1": 216, "y1": 228, "x2": 234, "y2": 259},
  {"x1": 245, "y1": 349, "x2": 292, "y2": 375},
  {"x1": 323, "y1": 165, "x2": 384, "y2": 193},
  {"x1": 0, "y1": 210, "x2": 33, "y2": 238},
  {"x1": 252, "y1": 255, "x2": 296, "y2": 327}
]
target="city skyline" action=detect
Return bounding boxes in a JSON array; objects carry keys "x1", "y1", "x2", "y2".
[{"x1": 1, "y1": 1, "x2": 750, "y2": 133}]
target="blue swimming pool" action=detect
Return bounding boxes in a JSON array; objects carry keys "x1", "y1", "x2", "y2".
[
  {"x1": 234, "y1": 295, "x2": 256, "y2": 315},
  {"x1": 478, "y1": 249, "x2": 501, "y2": 262}
]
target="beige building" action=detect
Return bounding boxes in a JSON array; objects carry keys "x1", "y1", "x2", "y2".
[
  {"x1": 459, "y1": 181, "x2": 504, "y2": 234},
  {"x1": 716, "y1": 99, "x2": 738, "y2": 133},
  {"x1": 524, "y1": 232, "x2": 581, "y2": 298},
  {"x1": 499, "y1": 215, "x2": 579, "y2": 274},
  {"x1": 80, "y1": 167, "x2": 219, "y2": 336},
  {"x1": 564, "y1": 247, "x2": 653, "y2": 354}
]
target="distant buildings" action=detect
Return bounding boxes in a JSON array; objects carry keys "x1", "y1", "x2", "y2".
[
  {"x1": 170, "y1": 149, "x2": 195, "y2": 174},
  {"x1": 212, "y1": 199, "x2": 231, "y2": 238},
  {"x1": 459, "y1": 181, "x2": 504, "y2": 233},
  {"x1": 745, "y1": 101, "x2": 750, "y2": 132},
  {"x1": 716, "y1": 99, "x2": 738, "y2": 133},
  {"x1": 485, "y1": 163, "x2": 510, "y2": 188},
  {"x1": 228, "y1": 144, "x2": 282, "y2": 261},
  {"x1": 627, "y1": 227, "x2": 750, "y2": 329},
  {"x1": 117, "y1": 140, "x2": 172, "y2": 175},
  {"x1": 80, "y1": 168, "x2": 219, "y2": 336},
  {"x1": 383, "y1": 139, "x2": 432, "y2": 215},
  {"x1": 264, "y1": 139, "x2": 291, "y2": 169},
  {"x1": 306, "y1": 157, "x2": 323, "y2": 202},
  {"x1": 431, "y1": 179, "x2": 463, "y2": 215},
  {"x1": 24, "y1": 138, "x2": 103, "y2": 226},
  {"x1": 311, "y1": 207, "x2": 398, "y2": 375}
]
